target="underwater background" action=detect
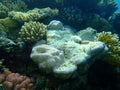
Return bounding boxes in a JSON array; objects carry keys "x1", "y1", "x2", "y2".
[
  {"x1": 116, "y1": 0, "x2": 120, "y2": 11},
  {"x1": 0, "y1": 0, "x2": 120, "y2": 90}
]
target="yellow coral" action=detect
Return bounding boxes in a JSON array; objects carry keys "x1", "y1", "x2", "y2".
[
  {"x1": 2, "y1": 0, "x2": 27, "y2": 12},
  {"x1": 19, "y1": 21, "x2": 47, "y2": 43},
  {"x1": 8, "y1": 7, "x2": 59, "y2": 23},
  {"x1": 28, "y1": 7, "x2": 59, "y2": 19},
  {"x1": 97, "y1": 31, "x2": 120, "y2": 67},
  {"x1": 8, "y1": 11, "x2": 41, "y2": 23}
]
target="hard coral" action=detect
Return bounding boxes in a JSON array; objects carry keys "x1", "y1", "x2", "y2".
[
  {"x1": 8, "y1": 11, "x2": 41, "y2": 23},
  {"x1": 0, "y1": 0, "x2": 27, "y2": 19},
  {"x1": 0, "y1": 69, "x2": 34, "y2": 90},
  {"x1": 0, "y1": 2, "x2": 9, "y2": 18},
  {"x1": 19, "y1": 21, "x2": 47, "y2": 43},
  {"x1": 32, "y1": 7, "x2": 59, "y2": 21},
  {"x1": 8, "y1": 7, "x2": 59, "y2": 23},
  {"x1": 2, "y1": 0, "x2": 27, "y2": 12},
  {"x1": 97, "y1": 31, "x2": 120, "y2": 66}
]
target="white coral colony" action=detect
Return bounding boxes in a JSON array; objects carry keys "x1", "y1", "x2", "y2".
[{"x1": 30, "y1": 21, "x2": 109, "y2": 79}]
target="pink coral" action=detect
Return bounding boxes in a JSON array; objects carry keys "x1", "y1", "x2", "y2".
[{"x1": 0, "y1": 69, "x2": 34, "y2": 90}]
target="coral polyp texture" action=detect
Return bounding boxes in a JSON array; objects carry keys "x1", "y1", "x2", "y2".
[
  {"x1": 30, "y1": 44, "x2": 65, "y2": 73},
  {"x1": 31, "y1": 26, "x2": 108, "y2": 79},
  {"x1": 19, "y1": 21, "x2": 47, "y2": 43},
  {"x1": 1, "y1": 0, "x2": 27, "y2": 12},
  {"x1": 8, "y1": 11, "x2": 41, "y2": 23},
  {"x1": 28, "y1": 7, "x2": 59, "y2": 19},
  {"x1": 0, "y1": 69, "x2": 34, "y2": 90},
  {"x1": 97, "y1": 31, "x2": 120, "y2": 66},
  {"x1": 8, "y1": 7, "x2": 59, "y2": 23}
]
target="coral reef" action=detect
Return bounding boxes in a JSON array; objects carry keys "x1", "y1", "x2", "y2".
[
  {"x1": 0, "y1": 59, "x2": 6, "y2": 72},
  {"x1": 0, "y1": 37, "x2": 16, "y2": 53},
  {"x1": 0, "y1": 0, "x2": 120, "y2": 90},
  {"x1": 1, "y1": 0, "x2": 28, "y2": 12},
  {"x1": 63, "y1": 0, "x2": 100, "y2": 12},
  {"x1": 109, "y1": 12, "x2": 120, "y2": 33},
  {"x1": 47, "y1": 26, "x2": 74, "y2": 48},
  {"x1": 59, "y1": 7, "x2": 115, "y2": 31},
  {"x1": 0, "y1": 17, "x2": 21, "y2": 39},
  {"x1": 77, "y1": 27, "x2": 97, "y2": 41},
  {"x1": 0, "y1": 2, "x2": 9, "y2": 18},
  {"x1": 86, "y1": 14, "x2": 115, "y2": 32},
  {"x1": 0, "y1": 69, "x2": 34, "y2": 90},
  {"x1": 19, "y1": 21, "x2": 47, "y2": 43},
  {"x1": 97, "y1": 31, "x2": 120, "y2": 66},
  {"x1": 8, "y1": 11, "x2": 41, "y2": 23},
  {"x1": 59, "y1": 7, "x2": 85, "y2": 29},
  {"x1": 0, "y1": 17, "x2": 20, "y2": 31},
  {"x1": 31, "y1": 26, "x2": 108, "y2": 79},
  {"x1": 47, "y1": 20, "x2": 64, "y2": 30},
  {"x1": 28, "y1": 7, "x2": 59, "y2": 19},
  {"x1": 0, "y1": 0, "x2": 27, "y2": 18},
  {"x1": 0, "y1": 24, "x2": 7, "y2": 37},
  {"x1": 97, "y1": 0, "x2": 118, "y2": 18},
  {"x1": 30, "y1": 44, "x2": 64, "y2": 73},
  {"x1": 8, "y1": 7, "x2": 58, "y2": 23},
  {"x1": 54, "y1": 41, "x2": 108, "y2": 79}
]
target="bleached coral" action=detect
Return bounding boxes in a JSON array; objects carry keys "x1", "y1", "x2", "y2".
[
  {"x1": 30, "y1": 44, "x2": 65, "y2": 73},
  {"x1": 77, "y1": 27, "x2": 97, "y2": 41},
  {"x1": 47, "y1": 20, "x2": 64, "y2": 30},
  {"x1": 31, "y1": 26, "x2": 108, "y2": 79},
  {"x1": 30, "y1": 41, "x2": 108, "y2": 79}
]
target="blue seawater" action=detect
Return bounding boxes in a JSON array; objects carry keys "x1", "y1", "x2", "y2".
[{"x1": 116, "y1": 0, "x2": 120, "y2": 11}]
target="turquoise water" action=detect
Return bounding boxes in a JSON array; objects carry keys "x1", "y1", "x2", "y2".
[{"x1": 116, "y1": 0, "x2": 120, "y2": 11}]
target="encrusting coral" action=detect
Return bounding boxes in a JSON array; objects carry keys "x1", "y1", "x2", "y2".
[
  {"x1": 97, "y1": 31, "x2": 120, "y2": 66},
  {"x1": 0, "y1": 69, "x2": 34, "y2": 90},
  {"x1": 19, "y1": 21, "x2": 47, "y2": 43}
]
